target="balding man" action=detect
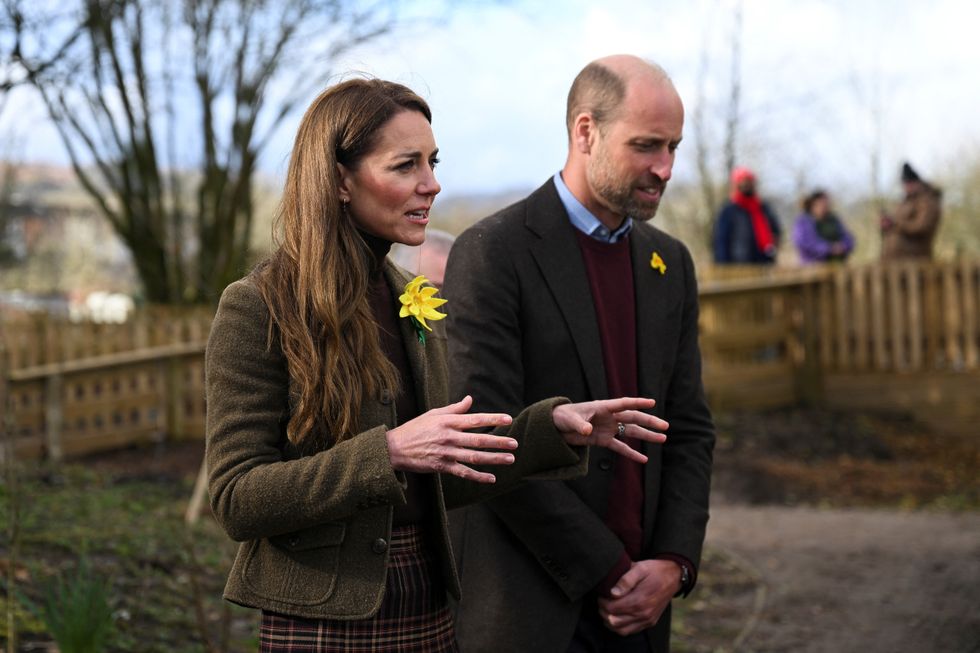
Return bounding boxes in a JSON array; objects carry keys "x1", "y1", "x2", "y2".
[{"x1": 444, "y1": 56, "x2": 714, "y2": 651}]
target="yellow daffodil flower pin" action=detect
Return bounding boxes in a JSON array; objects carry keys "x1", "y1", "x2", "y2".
[
  {"x1": 650, "y1": 252, "x2": 667, "y2": 275},
  {"x1": 399, "y1": 275, "x2": 447, "y2": 344}
]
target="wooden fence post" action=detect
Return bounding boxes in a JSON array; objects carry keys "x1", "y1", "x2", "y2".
[
  {"x1": 163, "y1": 358, "x2": 184, "y2": 442},
  {"x1": 795, "y1": 281, "x2": 824, "y2": 406},
  {"x1": 44, "y1": 371, "x2": 63, "y2": 462}
]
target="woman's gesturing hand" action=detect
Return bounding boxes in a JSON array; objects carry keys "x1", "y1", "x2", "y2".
[
  {"x1": 386, "y1": 395, "x2": 517, "y2": 484},
  {"x1": 552, "y1": 397, "x2": 668, "y2": 464}
]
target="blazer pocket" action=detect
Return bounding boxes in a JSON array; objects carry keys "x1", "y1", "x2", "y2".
[{"x1": 241, "y1": 522, "x2": 347, "y2": 606}]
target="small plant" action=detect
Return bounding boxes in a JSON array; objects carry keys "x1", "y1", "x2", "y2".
[{"x1": 21, "y1": 558, "x2": 115, "y2": 653}]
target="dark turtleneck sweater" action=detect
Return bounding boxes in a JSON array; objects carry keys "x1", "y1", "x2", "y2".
[{"x1": 363, "y1": 231, "x2": 430, "y2": 526}]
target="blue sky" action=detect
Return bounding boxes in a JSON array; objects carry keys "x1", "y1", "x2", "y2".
[{"x1": 4, "y1": 0, "x2": 979, "y2": 199}]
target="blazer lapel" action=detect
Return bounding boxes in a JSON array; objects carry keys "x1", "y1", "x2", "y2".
[
  {"x1": 630, "y1": 225, "x2": 669, "y2": 413},
  {"x1": 526, "y1": 182, "x2": 609, "y2": 400},
  {"x1": 383, "y1": 263, "x2": 433, "y2": 412}
]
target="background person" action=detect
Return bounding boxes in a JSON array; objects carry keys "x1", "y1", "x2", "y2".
[
  {"x1": 792, "y1": 189, "x2": 854, "y2": 264},
  {"x1": 205, "y1": 78, "x2": 669, "y2": 652},
  {"x1": 713, "y1": 166, "x2": 782, "y2": 265},
  {"x1": 390, "y1": 228, "x2": 455, "y2": 288},
  {"x1": 880, "y1": 162, "x2": 942, "y2": 260}
]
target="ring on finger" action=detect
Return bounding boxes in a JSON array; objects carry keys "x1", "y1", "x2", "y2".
[{"x1": 616, "y1": 422, "x2": 626, "y2": 438}]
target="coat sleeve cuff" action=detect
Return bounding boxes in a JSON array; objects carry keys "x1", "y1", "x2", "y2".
[
  {"x1": 596, "y1": 551, "x2": 632, "y2": 598},
  {"x1": 655, "y1": 552, "x2": 697, "y2": 597}
]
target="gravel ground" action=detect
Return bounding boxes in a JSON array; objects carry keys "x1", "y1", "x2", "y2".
[{"x1": 705, "y1": 503, "x2": 980, "y2": 653}]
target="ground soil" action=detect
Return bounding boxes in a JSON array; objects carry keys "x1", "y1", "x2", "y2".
[
  {"x1": 678, "y1": 407, "x2": 980, "y2": 653},
  {"x1": 10, "y1": 407, "x2": 979, "y2": 652}
]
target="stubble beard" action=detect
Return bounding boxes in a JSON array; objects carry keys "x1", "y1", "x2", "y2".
[{"x1": 587, "y1": 143, "x2": 664, "y2": 223}]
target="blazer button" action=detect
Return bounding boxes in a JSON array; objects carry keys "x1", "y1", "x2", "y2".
[
  {"x1": 380, "y1": 389, "x2": 393, "y2": 405},
  {"x1": 598, "y1": 459, "x2": 612, "y2": 471},
  {"x1": 371, "y1": 538, "x2": 388, "y2": 554},
  {"x1": 288, "y1": 536, "x2": 300, "y2": 548}
]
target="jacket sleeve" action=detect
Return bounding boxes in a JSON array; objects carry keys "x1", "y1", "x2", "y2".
[
  {"x1": 765, "y1": 203, "x2": 782, "y2": 244},
  {"x1": 647, "y1": 246, "x2": 715, "y2": 566},
  {"x1": 713, "y1": 207, "x2": 733, "y2": 263},
  {"x1": 205, "y1": 280, "x2": 407, "y2": 542},
  {"x1": 439, "y1": 396, "x2": 588, "y2": 510},
  {"x1": 443, "y1": 225, "x2": 625, "y2": 602},
  {"x1": 793, "y1": 215, "x2": 832, "y2": 260}
]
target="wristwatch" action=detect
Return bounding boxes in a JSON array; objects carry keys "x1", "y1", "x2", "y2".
[{"x1": 677, "y1": 563, "x2": 691, "y2": 595}]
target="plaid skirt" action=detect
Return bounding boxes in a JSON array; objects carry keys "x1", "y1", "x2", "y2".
[{"x1": 259, "y1": 525, "x2": 458, "y2": 653}]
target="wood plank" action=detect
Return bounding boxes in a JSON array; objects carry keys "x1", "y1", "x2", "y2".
[
  {"x1": 962, "y1": 261, "x2": 979, "y2": 369},
  {"x1": 887, "y1": 264, "x2": 905, "y2": 371},
  {"x1": 834, "y1": 268, "x2": 849, "y2": 371},
  {"x1": 942, "y1": 264, "x2": 963, "y2": 368},
  {"x1": 701, "y1": 322, "x2": 790, "y2": 349},
  {"x1": 818, "y1": 277, "x2": 834, "y2": 367},
  {"x1": 852, "y1": 266, "x2": 869, "y2": 370},
  {"x1": 870, "y1": 266, "x2": 888, "y2": 369},
  {"x1": 907, "y1": 264, "x2": 924, "y2": 371}
]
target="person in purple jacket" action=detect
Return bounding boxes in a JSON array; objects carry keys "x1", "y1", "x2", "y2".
[{"x1": 792, "y1": 189, "x2": 854, "y2": 264}]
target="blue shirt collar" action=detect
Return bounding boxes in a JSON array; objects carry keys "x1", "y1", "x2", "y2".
[{"x1": 553, "y1": 171, "x2": 633, "y2": 244}]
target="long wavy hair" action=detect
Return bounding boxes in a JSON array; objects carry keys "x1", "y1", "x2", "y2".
[{"x1": 255, "y1": 79, "x2": 432, "y2": 448}]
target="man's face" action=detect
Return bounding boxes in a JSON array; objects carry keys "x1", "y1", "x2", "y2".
[
  {"x1": 585, "y1": 80, "x2": 684, "y2": 222},
  {"x1": 737, "y1": 178, "x2": 756, "y2": 195}
]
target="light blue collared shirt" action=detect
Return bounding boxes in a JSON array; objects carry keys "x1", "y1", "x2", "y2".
[{"x1": 553, "y1": 172, "x2": 634, "y2": 244}]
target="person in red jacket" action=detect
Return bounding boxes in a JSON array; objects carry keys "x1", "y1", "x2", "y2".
[{"x1": 713, "y1": 166, "x2": 782, "y2": 264}]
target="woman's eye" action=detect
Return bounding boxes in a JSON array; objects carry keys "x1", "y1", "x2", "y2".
[
  {"x1": 430, "y1": 157, "x2": 440, "y2": 170},
  {"x1": 397, "y1": 160, "x2": 415, "y2": 171}
]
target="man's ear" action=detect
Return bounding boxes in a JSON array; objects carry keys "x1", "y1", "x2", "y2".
[
  {"x1": 572, "y1": 113, "x2": 596, "y2": 155},
  {"x1": 336, "y1": 163, "x2": 353, "y2": 203}
]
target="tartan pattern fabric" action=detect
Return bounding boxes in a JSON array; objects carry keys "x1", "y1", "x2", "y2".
[{"x1": 259, "y1": 526, "x2": 458, "y2": 652}]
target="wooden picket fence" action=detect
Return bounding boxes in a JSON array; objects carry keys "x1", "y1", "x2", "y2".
[
  {"x1": 0, "y1": 308, "x2": 212, "y2": 461},
  {"x1": 2, "y1": 259, "x2": 978, "y2": 462},
  {"x1": 699, "y1": 260, "x2": 980, "y2": 434}
]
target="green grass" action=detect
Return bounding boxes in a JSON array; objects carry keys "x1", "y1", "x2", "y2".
[{"x1": 1, "y1": 460, "x2": 257, "y2": 652}]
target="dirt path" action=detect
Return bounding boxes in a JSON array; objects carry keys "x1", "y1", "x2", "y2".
[{"x1": 705, "y1": 504, "x2": 980, "y2": 652}]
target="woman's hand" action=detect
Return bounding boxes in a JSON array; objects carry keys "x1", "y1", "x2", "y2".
[
  {"x1": 386, "y1": 395, "x2": 517, "y2": 484},
  {"x1": 552, "y1": 397, "x2": 668, "y2": 464}
]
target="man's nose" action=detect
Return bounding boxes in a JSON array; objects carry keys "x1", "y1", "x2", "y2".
[{"x1": 650, "y1": 151, "x2": 673, "y2": 183}]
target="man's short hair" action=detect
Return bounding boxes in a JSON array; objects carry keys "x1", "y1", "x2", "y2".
[
  {"x1": 565, "y1": 62, "x2": 626, "y2": 137},
  {"x1": 565, "y1": 58, "x2": 673, "y2": 138}
]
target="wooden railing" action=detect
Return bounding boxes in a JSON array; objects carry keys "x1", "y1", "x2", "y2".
[{"x1": 2, "y1": 260, "x2": 978, "y2": 461}]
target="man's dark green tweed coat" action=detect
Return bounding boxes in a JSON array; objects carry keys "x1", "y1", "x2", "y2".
[{"x1": 205, "y1": 261, "x2": 587, "y2": 620}]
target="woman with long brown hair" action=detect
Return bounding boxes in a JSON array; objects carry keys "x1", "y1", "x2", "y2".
[{"x1": 205, "y1": 78, "x2": 669, "y2": 652}]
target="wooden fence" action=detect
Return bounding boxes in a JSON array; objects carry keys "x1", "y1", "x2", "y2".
[
  {"x1": 700, "y1": 261, "x2": 980, "y2": 434},
  {"x1": 0, "y1": 308, "x2": 212, "y2": 461},
  {"x1": 2, "y1": 260, "x2": 978, "y2": 462}
]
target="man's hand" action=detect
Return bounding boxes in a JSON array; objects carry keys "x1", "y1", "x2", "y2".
[
  {"x1": 552, "y1": 397, "x2": 668, "y2": 464},
  {"x1": 597, "y1": 559, "x2": 682, "y2": 636}
]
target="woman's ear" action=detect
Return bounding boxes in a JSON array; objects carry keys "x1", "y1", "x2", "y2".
[{"x1": 336, "y1": 163, "x2": 352, "y2": 203}]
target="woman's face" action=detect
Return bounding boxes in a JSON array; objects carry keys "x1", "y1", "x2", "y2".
[
  {"x1": 339, "y1": 110, "x2": 441, "y2": 247},
  {"x1": 811, "y1": 196, "x2": 829, "y2": 219}
]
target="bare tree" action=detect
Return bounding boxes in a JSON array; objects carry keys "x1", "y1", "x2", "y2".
[
  {"x1": 690, "y1": 0, "x2": 743, "y2": 252},
  {"x1": 722, "y1": 0, "x2": 742, "y2": 182},
  {"x1": 1, "y1": 0, "x2": 398, "y2": 304}
]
